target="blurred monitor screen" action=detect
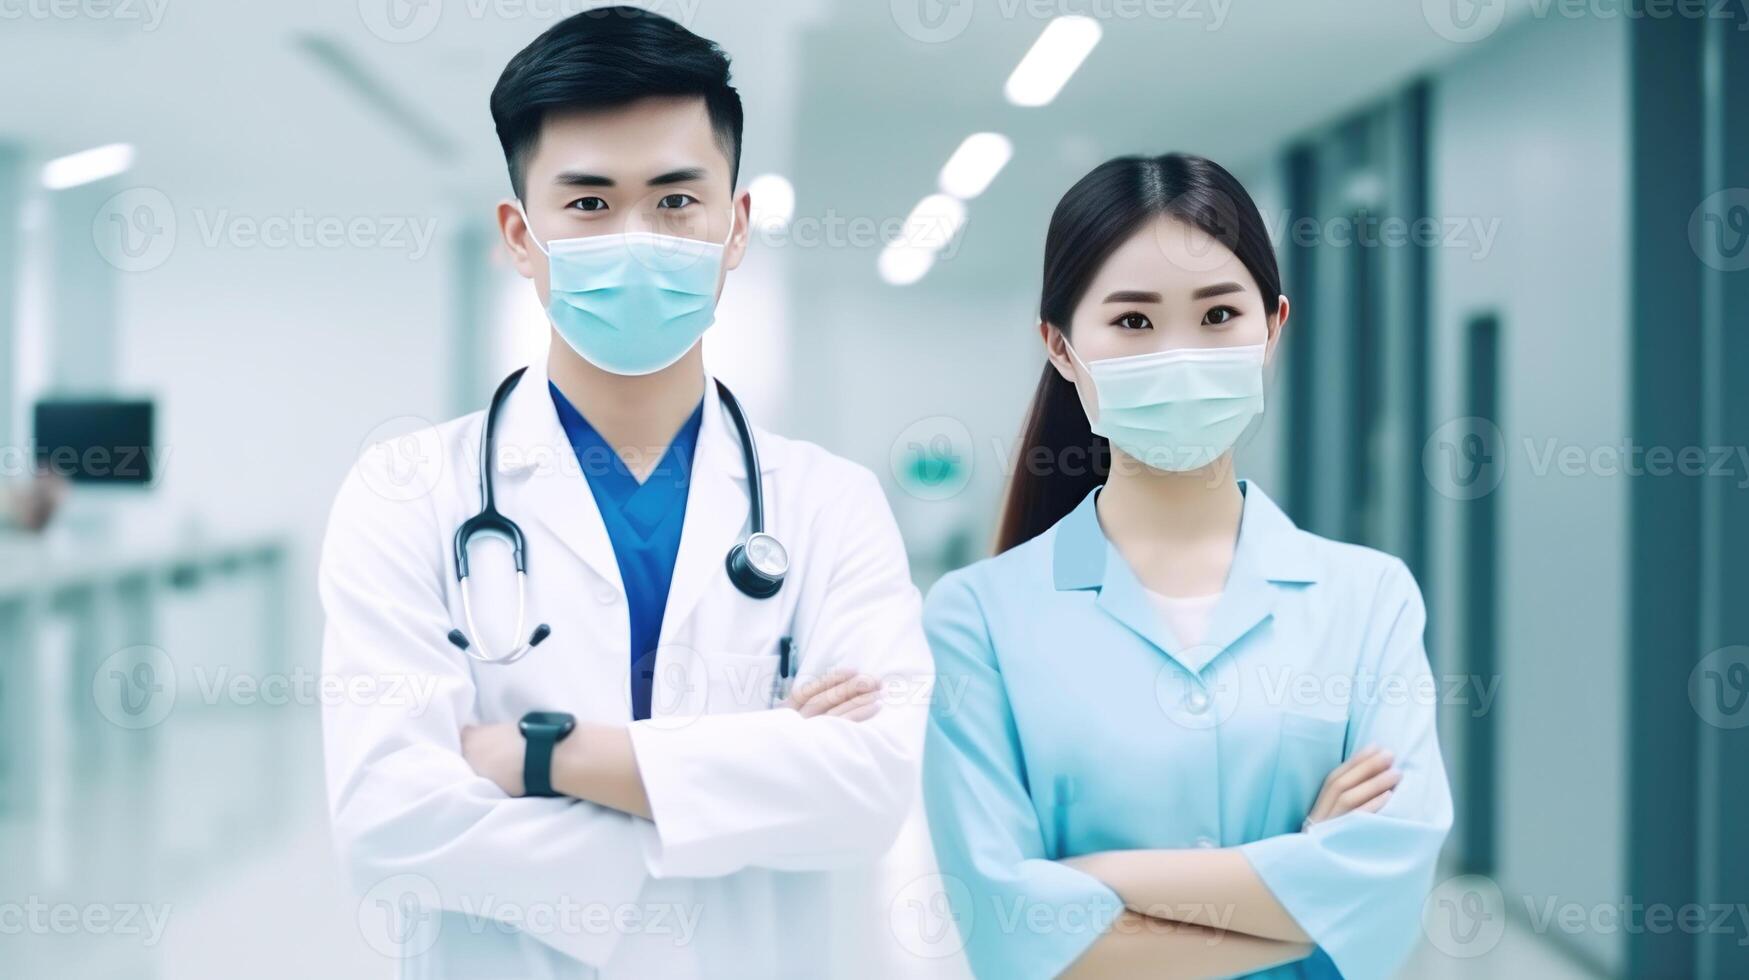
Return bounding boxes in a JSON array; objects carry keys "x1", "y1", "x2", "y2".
[{"x1": 33, "y1": 399, "x2": 156, "y2": 485}]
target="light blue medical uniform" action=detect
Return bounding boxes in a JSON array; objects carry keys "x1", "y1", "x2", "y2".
[{"x1": 922, "y1": 481, "x2": 1452, "y2": 980}]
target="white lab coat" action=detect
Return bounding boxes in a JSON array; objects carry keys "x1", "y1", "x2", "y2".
[{"x1": 318, "y1": 361, "x2": 948, "y2": 979}]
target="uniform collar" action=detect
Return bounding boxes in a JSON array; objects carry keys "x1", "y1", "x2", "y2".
[
  {"x1": 490, "y1": 358, "x2": 782, "y2": 481},
  {"x1": 483, "y1": 356, "x2": 782, "y2": 629},
  {"x1": 1051, "y1": 479, "x2": 1320, "y2": 675}
]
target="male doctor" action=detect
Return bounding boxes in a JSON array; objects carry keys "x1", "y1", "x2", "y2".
[{"x1": 318, "y1": 9, "x2": 937, "y2": 978}]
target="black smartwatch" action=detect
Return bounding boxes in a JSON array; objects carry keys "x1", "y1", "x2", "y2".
[{"x1": 518, "y1": 711, "x2": 576, "y2": 798}]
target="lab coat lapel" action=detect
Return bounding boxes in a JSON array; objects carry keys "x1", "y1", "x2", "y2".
[
  {"x1": 1053, "y1": 490, "x2": 1204, "y2": 674},
  {"x1": 1052, "y1": 481, "x2": 1317, "y2": 677},
  {"x1": 491, "y1": 361, "x2": 623, "y2": 594},
  {"x1": 1196, "y1": 482, "x2": 1320, "y2": 669},
  {"x1": 659, "y1": 379, "x2": 750, "y2": 646},
  {"x1": 1095, "y1": 553, "x2": 1201, "y2": 671}
]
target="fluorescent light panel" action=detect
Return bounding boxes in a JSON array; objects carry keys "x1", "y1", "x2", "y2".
[
  {"x1": 938, "y1": 133, "x2": 1013, "y2": 200},
  {"x1": 41, "y1": 143, "x2": 135, "y2": 190},
  {"x1": 1004, "y1": 16, "x2": 1102, "y2": 107}
]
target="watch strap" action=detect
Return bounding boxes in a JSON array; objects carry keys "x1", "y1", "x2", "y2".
[{"x1": 523, "y1": 728, "x2": 560, "y2": 798}]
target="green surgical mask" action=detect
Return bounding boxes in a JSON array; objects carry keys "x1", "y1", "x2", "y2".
[{"x1": 1066, "y1": 340, "x2": 1266, "y2": 472}]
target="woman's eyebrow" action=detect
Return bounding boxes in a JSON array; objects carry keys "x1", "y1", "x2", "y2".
[
  {"x1": 1102, "y1": 289, "x2": 1162, "y2": 303},
  {"x1": 1191, "y1": 281, "x2": 1246, "y2": 300}
]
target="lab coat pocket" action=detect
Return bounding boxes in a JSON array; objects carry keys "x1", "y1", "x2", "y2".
[{"x1": 1259, "y1": 711, "x2": 1349, "y2": 836}]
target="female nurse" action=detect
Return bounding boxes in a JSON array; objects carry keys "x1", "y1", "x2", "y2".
[{"x1": 921, "y1": 153, "x2": 1452, "y2": 980}]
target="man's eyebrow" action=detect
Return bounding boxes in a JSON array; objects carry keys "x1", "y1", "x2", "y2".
[
  {"x1": 647, "y1": 167, "x2": 709, "y2": 186},
  {"x1": 554, "y1": 171, "x2": 614, "y2": 187},
  {"x1": 1191, "y1": 281, "x2": 1246, "y2": 300},
  {"x1": 1102, "y1": 289, "x2": 1162, "y2": 303}
]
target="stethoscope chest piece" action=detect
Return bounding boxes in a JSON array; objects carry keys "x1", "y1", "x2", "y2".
[{"x1": 726, "y1": 530, "x2": 787, "y2": 599}]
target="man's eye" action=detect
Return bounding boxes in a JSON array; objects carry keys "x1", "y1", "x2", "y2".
[
  {"x1": 657, "y1": 194, "x2": 697, "y2": 209},
  {"x1": 1203, "y1": 306, "x2": 1239, "y2": 325},
  {"x1": 1113, "y1": 312, "x2": 1152, "y2": 330},
  {"x1": 568, "y1": 197, "x2": 609, "y2": 212}
]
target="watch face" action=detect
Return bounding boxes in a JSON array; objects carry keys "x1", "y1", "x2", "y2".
[
  {"x1": 520, "y1": 711, "x2": 576, "y2": 736},
  {"x1": 744, "y1": 533, "x2": 789, "y2": 578}
]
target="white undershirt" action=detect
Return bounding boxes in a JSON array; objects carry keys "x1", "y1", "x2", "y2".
[{"x1": 1144, "y1": 589, "x2": 1223, "y2": 649}]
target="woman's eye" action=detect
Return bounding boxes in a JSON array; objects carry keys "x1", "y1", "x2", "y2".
[
  {"x1": 567, "y1": 197, "x2": 609, "y2": 212},
  {"x1": 657, "y1": 193, "x2": 697, "y2": 209},
  {"x1": 1113, "y1": 312, "x2": 1152, "y2": 331},
  {"x1": 1203, "y1": 305, "x2": 1239, "y2": 326}
]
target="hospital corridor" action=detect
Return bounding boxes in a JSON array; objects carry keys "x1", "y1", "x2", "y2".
[{"x1": 1, "y1": 1, "x2": 1745, "y2": 977}]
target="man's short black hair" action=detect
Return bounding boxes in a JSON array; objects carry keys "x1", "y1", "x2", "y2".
[{"x1": 490, "y1": 6, "x2": 744, "y2": 201}]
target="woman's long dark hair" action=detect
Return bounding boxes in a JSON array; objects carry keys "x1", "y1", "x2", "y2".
[{"x1": 993, "y1": 153, "x2": 1283, "y2": 554}]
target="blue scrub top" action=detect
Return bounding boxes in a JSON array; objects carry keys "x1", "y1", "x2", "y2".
[
  {"x1": 921, "y1": 481, "x2": 1453, "y2": 980},
  {"x1": 550, "y1": 382, "x2": 703, "y2": 721}
]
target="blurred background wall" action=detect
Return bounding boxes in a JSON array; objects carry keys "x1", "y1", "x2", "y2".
[{"x1": 1, "y1": 1, "x2": 1745, "y2": 977}]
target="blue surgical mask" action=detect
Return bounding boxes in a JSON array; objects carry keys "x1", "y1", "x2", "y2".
[
  {"x1": 520, "y1": 204, "x2": 735, "y2": 376},
  {"x1": 1066, "y1": 340, "x2": 1267, "y2": 471}
]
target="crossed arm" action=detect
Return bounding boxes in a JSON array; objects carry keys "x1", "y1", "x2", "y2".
[
  {"x1": 458, "y1": 668, "x2": 890, "y2": 818},
  {"x1": 922, "y1": 561, "x2": 1451, "y2": 980},
  {"x1": 319, "y1": 450, "x2": 930, "y2": 965}
]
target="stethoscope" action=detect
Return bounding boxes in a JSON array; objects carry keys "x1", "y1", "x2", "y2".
[{"x1": 444, "y1": 367, "x2": 790, "y2": 665}]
